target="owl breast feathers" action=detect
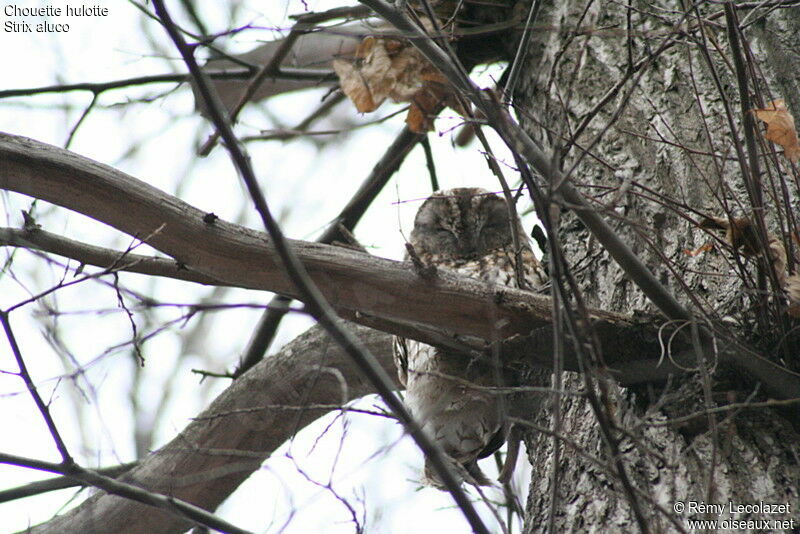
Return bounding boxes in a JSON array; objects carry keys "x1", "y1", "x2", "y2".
[{"x1": 393, "y1": 187, "x2": 546, "y2": 488}]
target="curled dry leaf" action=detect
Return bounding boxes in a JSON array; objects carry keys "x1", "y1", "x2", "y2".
[
  {"x1": 786, "y1": 275, "x2": 800, "y2": 317},
  {"x1": 699, "y1": 215, "x2": 787, "y2": 285},
  {"x1": 332, "y1": 21, "x2": 459, "y2": 132},
  {"x1": 333, "y1": 36, "x2": 421, "y2": 113},
  {"x1": 684, "y1": 242, "x2": 713, "y2": 257},
  {"x1": 769, "y1": 238, "x2": 788, "y2": 286},
  {"x1": 752, "y1": 99, "x2": 800, "y2": 163},
  {"x1": 699, "y1": 216, "x2": 761, "y2": 256},
  {"x1": 406, "y1": 70, "x2": 466, "y2": 132}
]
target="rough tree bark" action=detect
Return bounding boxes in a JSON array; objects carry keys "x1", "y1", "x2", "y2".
[{"x1": 516, "y1": 2, "x2": 800, "y2": 532}]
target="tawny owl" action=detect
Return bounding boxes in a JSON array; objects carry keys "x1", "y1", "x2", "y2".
[{"x1": 394, "y1": 187, "x2": 547, "y2": 488}]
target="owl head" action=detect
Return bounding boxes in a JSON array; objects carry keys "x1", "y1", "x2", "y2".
[{"x1": 409, "y1": 187, "x2": 527, "y2": 260}]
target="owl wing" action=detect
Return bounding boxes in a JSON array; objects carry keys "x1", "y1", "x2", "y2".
[
  {"x1": 520, "y1": 247, "x2": 549, "y2": 290},
  {"x1": 397, "y1": 336, "x2": 505, "y2": 487}
]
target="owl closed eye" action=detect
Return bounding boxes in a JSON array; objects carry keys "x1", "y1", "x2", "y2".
[{"x1": 409, "y1": 188, "x2": 525, "y2": 261}]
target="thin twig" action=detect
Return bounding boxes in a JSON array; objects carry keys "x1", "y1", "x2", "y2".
[
  {"x1": 0, "y1": 313, "x2": 73, "y2": 463},
  {"x1": 464, "y1": 115, "x2": 528, "y2": 289},
  {"x1": 0, "y1": 227, "x2": 226, "y2": 286},
  {"x1": 234, "y1": 126, "x2": 423, "y2": 377},
  {"x1": 724, "y1": 3, "x2": 782, "y2": 312},
  {"x1": 420, "y1": 135, "x2": 440, "y2": 191},
  {"x1": 0, "y1": 461, "x2": 137, "y2": 503},
  {"x1": 0, "y1": 452, "x2": 252, "y2": 534},
  {"x1": 503, "y1": 0, "x2": 541, "y2": 101},
  {"x1": 64, "y1": 93, "x2": 99, "y2": 149},
  {"x1": 198, "y1": 6, "x2": 367, "y2": 154},
  {"x1": 0, "y1": 68, "x2": 333, "y2": 99}
]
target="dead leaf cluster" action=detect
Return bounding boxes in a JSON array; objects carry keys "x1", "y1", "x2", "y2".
[
  {"x1": 689, "y1": 99, "x2": 799, "y2": 315},
  {"x1": 700, "y1": 216, "x2": 772, "y2": 258},
  {"x1": 698, "y1": 215, "x2": 800, "y2": 314},
  {"x1": 332, "y1": 21, "x2": 461, "y2": 133}
]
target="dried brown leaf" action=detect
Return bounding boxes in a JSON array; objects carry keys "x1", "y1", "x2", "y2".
[
  {"x1": 405, "y1": 102, "x2": 427, "y2": 133},
  {"x1": 786, "y1": 274, "x2": 800, "y2": 317},
  {"x1": 753, "y1": 99, "x2": 800, "y2": 163},
  {"x1": 333, "y1": 37, "x2": 396, "y2": 113},
  {"x1": 684, "y1": 242, "x2": 713, "y2": 257},
  {"x1": 769, "y1": 237, "x2": 788, "y2": 286},
  {"x1": 700, "y1": 215, "x2": 788, "y2": 285},
  {"x1": 699, "y1": 216, "x2": 760, "y2": 255},
  {"x1": 405, "y1": 76, "x2": 460, "y2": 133},
  {"x1": 333, "y1": 18, "x2": 459, "y2": 131}
]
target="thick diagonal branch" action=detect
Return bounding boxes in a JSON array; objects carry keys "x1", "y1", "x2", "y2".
[
  {"x1": 2, "y1": 132, "x2": 799, "y2": 399},
  {"x1": 19, "y1": 324, "x2": 394, "y2": 534}
]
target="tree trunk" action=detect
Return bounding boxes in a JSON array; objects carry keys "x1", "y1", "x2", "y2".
[{"x1": 516, "y1": 2, "x2": 800, "y2": 532}]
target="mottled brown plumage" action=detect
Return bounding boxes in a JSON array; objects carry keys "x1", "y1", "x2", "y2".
[{"x1": 394, "y1": 187, "x2": 546, "y2": 487}]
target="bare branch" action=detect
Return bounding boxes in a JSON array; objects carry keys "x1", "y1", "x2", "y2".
[
  {"x1": 1, "y1": 132, "x2": 799, "y2": 400},
  {"x1": 20, "y1": 323, "x2": 394, "y2": 534},
  {"x1": 152, "y1": 1, "x2": 490, "y2": 532},
  {"x1": 0, "y1": 454, "x2": 252, "y2": 534},
  {"x1": 0, "y1": 68, "x2": 332, "y2": 100},
  {"x1": 1, "y1": 313, "x2": 73, "y2": 463},
  {"x1": 0, "y1": 131, "x2": 561, "y2": 355},
  {"x1": 0, "y1": 227, "x2": 225, "y2": 286},
  {"x1": 0, "y1": 462, "x2": 136, "y2": 503}
]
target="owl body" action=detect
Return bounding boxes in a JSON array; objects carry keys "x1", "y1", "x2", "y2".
[{"x1": 394, "y1": 187, "x2": 546, "y2": 487}]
